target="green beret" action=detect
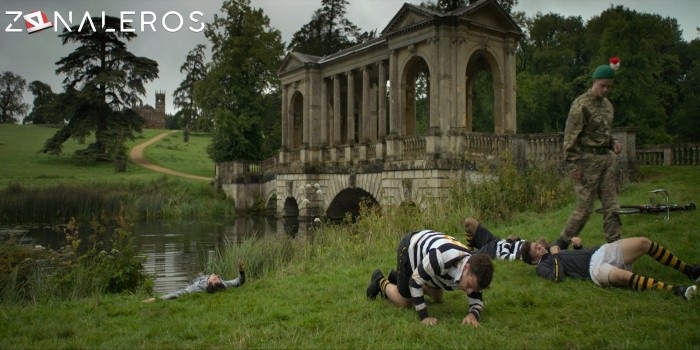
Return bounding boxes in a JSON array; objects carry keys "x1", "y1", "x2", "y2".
[{"x1": 592, "y1": 65, "x2": 614, "y2": 79}]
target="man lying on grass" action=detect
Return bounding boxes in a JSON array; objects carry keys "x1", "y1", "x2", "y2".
[
  {"x1": 143, "y1": 261, "x2": 245, "y2": 303},
  {"x1": 521, "y1": 236, "x2": 699, "y2": 301},
  {"x1": 463, "y1": 217, "x2": 583, "y2": 260},
  {"x1": 366, "y1": 229, "x2": 493, "y2": 327}
]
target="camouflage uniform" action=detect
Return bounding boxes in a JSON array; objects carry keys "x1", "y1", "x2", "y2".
[{"x1": 558, "y1": 90, "x2": 621, "y2": 246}]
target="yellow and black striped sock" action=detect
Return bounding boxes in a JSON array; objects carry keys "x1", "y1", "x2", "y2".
[
  {"x1": 628, "y1": 273, "x2": 673, "y2": 293},
  {"x1": 465, "y1": 232, "x2": 475, "y2": 249},
  {"x1": 379, "y1": 278, "x2": 389, "y2": 296},
  {"x1": 648, "y1": 241, "x2": 688, "y2": 276}
]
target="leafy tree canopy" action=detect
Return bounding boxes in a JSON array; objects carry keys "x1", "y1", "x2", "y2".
[
  {"x1": 0, "y1": 71, "x2": 29, "y2": 124},
  {"x1": 195, "y1": 0, "x2": 284, "y2": 162}
]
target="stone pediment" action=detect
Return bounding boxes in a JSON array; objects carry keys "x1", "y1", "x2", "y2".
[
  {"x1": 451, "y1": 0, "x2": 522, "y2": 34},
  {"x1": 381, "y1": 0, "x2": 521, "y2": 37},
  {"x1": 278, "y1": 52, "x2": 322, "y2": 75},
  {"x1": 381, "y1": 4, "x2": 437, "y2": 36}
]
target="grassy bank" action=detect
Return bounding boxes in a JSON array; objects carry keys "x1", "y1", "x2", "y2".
[
  {"x1": 0, "y1": 124, "x2": 228, "y2": 223},
  {"x1": 1, "y1": 166, "x2": 698, "y2": 348}
]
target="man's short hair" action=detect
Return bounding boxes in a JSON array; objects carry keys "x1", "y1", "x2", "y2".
[
  {"x1": 206, "y1": 281, "x2": 226, "y2": 294},
  {"x1": 520, "y1": 238, "x2": 551, "y2": 265},
  {"x1": 520, "y1": 241, "x2": 534, "y2": 264},
  {"x1": 468, "y1": 253, "x2": 494, "y2": 290}
]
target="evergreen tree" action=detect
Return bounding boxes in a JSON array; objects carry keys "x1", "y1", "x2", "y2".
[
  {"x1": 42, "y1": 16, "x2": 158, "y2": 166},
  {"x1": 287, "y1": 0, "x2": 376, "y2": 56},
  {"x1": 173, "y1": 44, "x2": 208, "y2": 141}
]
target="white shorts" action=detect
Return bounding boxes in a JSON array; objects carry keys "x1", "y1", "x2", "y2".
[{"x1": 589, "y1": 241, "x2": 632, "y2": 286}]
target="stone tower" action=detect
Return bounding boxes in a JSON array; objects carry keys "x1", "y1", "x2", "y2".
[{"x1": 155, "y1": 90, "x2": 166, "y2": 115}]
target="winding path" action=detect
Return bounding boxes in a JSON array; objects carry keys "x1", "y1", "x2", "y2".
[{"x1": 129, "y1": 130, "x2": 213, "y2": 181}]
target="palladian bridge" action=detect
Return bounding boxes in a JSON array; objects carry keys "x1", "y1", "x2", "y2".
[{"x1": 215, "y1": 0, "x2": 637, "y2": 222}]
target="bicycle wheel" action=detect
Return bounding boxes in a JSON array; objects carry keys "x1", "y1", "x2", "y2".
[{"x1": 595, "y1": 206, "x2": 641, "y2": 214}]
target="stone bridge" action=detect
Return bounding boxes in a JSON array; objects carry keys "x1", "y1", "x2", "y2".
[{"x1": 215, "y1": 0, "x2": 637, "y2": 221}]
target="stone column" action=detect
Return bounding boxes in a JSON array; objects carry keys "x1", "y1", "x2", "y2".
[
  {"x1": 320, "y1": 77, "x2": 328, "y2": 145},
  {"x1": 346, "y1": 70, "x2": 355, "y2": 144},
  {"x1": 281, "y1": 84, "x2": 289, "y2": 149},
  {"x1": 389, "y1": 50, "x2": 399, "y2": 136},
  {"x1": 378, "y1": 61, "x2": 387, "y2": 138},
  {"x1": 503, "y1": 38, "x2": 517, "y2": 134},
  {"x1": 362, "y1": 66, "x2": 371, "y2": 143},
  {"x1": 333, "y1": 75, "x2": 341, "y2": 145}
]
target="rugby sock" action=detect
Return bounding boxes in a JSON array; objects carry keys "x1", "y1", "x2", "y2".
[
  {"x1": 647, "y1": 241, "x2": 689, "y2": 276},
  {"x1": 465, "y1": 232, "x2": 475, "y2": 250},
  {"x1": 379, "y1": 278, "x2": 390, "y2": 296},
  {"x1": 628, "y1": 273, "x2": 673, "y2": 293}
]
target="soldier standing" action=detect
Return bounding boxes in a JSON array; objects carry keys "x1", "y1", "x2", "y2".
[{"x1": 554, "y1": 58, "x2": 623, "y2": 250}]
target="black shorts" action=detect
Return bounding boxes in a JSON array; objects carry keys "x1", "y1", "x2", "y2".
[{"x1": 396, "y1": 231, "x2": 417, "y2": 299}]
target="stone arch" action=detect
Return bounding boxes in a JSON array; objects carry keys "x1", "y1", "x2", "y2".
[
  {"x1": 400, "y1": 54, "x2": 432, "y2": 136},
  {"x1": 283, "y1": 197, "x2": 299, "y2": 218},
  {"x1": 325, "y1": 188, "x2": 379, "y2": 221},
  {"x1": 264, "y1": 190, "x2": 277, "y2": 214},
  {"x1": 289, "y1": 91, "x2": 304, "y2": 149},
  {"x1": 464, "y1": 47, "x2": 504, "y2": 133}
]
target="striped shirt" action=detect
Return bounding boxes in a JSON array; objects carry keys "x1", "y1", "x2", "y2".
[
  {"x1": 408, "y1": 230, "x2": 484, "y2": 321},
  {"x1": 494, "y1": 239, "x2": 527, "y2": 260}
]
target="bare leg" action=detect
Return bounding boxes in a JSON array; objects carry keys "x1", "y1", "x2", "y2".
[
  {"x1": 620, "y1": 237, "x2": 652, "y2": 265},
  {"x1": 607, "y1": 267, "x2": 634, "y2": 287},
  {"x1": 384, "y1": 283, "x2": 412, "y2": 308}
]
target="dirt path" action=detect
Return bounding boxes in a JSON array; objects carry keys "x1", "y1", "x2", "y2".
[{"x1": 129, "y1": 130, "x2": 213, "y2": 181}]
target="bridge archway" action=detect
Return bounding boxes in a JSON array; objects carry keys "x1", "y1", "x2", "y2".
[
  {"x1": 326, "y1": 188, "x2": 379, "y2": 221},
  {"x1": 283, "y1": 197, "x2": 299, "y2": 218}
]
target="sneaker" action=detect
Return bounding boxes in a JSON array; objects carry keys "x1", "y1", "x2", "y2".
[
  {"x1": 388, "y1": 269, "x2": 397, "y2": 284},
  {"x1": 673, "y1": 285, "x2": 697, "y2": 301},
  {"x1": 688, "y1": 264, "x2": 700, "y2": 283},
  {"x1": 366, "y1": 269, "x2": 384, "y2": 300}
]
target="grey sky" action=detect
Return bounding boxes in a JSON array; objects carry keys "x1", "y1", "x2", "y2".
[{"x1": 1, "y1": 0, "x2": 698, "y2": 119}]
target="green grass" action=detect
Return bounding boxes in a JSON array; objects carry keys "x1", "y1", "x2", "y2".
[
  {"x1": 1, "y1": 166, "x2": 698, "y2": 348},
  {"x1": 142, "y1": 131, "x2": 215, "y2": 177},
  {"x1": 0, "y1": 124, "x2": 210, "y2": 189}
]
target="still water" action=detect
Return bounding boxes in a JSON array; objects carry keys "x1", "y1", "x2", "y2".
[{"x1": 0, "y1": 216, "x2": 307, "y2": 293}]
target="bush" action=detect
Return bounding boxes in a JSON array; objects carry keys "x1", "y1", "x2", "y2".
[{"x1": 0, "y1": 216, "x2": 152, "y2": 304}]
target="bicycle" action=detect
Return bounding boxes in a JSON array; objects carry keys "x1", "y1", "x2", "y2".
[{"x1": 595, "y1": 189, "x2": 696, "y2": 221}]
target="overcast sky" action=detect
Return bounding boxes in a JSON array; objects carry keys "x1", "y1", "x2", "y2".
[{"x1": 1, "y1": 0, "x2": 698, "y2": 119}]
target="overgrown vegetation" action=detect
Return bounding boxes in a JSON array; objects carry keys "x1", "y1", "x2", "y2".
[
  {"x1": 457, "y1": 155, "x2": 572, "y2": 221},
  {"x1": 0, "y1": 176, "x2": 235, "y2": 224},
  {"x1": 0, "y1": 216, "x2": 150, "y2": 304}
]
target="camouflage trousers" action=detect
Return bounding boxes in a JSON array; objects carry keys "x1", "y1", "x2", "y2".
[{"x1": 560, "y1": 154, "x2": 621, "y2": 243}]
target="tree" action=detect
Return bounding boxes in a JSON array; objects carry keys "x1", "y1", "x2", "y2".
[
  {"x1": 0, "y1": 71, "x2": 29, "y2": 124},
  {"x1": 583, "y1": 6, "x2": 683, "y2": 144},
  {"x1": 24, "y1": 81, "x2": 65, "y2": 125},
  {"x1": 287, "y1": 0, "x2": 376, "y2": 56},
  {"x1": 42, "y1": 16, "x2": 158, "y2": 167},
  {"x1": 173, "y1": 44, "x2": 208, "y2": 142},
  {"x1": 195, "y1": 0, "x2": 284, "y2": 162}
]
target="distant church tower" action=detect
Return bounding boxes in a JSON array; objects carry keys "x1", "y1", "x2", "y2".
[
  {"x1": 155, "y1": 90, "x2": 166, "y2": 115},
  {"x1": 134, "y1": 90, "x2": 166, "y2": 129}
]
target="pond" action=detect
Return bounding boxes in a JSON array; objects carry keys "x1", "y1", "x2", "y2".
[{"x1": 0, "y1": 216, "x2": 310, "y2": 293}]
